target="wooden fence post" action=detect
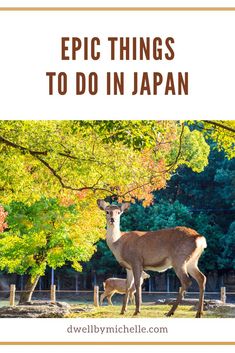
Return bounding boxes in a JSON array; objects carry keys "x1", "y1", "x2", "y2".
[
  {"x1": 221, "y1": 286, "x2": 226, "y2": 304},
  {"x1": 50, "y1": 284, "x2": 56, "y2": 304},
  {"x1": 9, "y1": 284, "x2": 16, "y2": 307},
  {"x1": 94, "y1": 285, "x2": 99, "y2": 307}
]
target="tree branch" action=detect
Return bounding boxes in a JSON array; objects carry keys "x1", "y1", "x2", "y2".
[
  {"x1": 58, "y1": 152, "x2": 116, "y2": 170},
  {"x1": 0, "y1": 136, "x2": 47, "y2": 155},
  {"x1": 0, "y1": 130, "x2": 182, "y2": 200},
  {"x1": 166, "y1": 123, "x2": 185, "y2": 171},
  {"x1": 0, "y1": 135, "x2": 116, "y2": 195},
  {"x1": 0, "y1": 136, "x2": 116, "y2": 170},
  {"x1": 120, "y1": 181, "x2": 154, "y2": 198},
  {"x1": 202, "y1": 121, "x2": 235, "y2": 134},
  {"x1": 33, "y1": 155, "x2": 114, "y2": 195}
]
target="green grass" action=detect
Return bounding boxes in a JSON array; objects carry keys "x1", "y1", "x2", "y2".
[{"x1": 66, "y1": 304, "x2": 223, "y2": 318}]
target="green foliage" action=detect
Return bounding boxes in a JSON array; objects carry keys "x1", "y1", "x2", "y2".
[
  {"x1": 156, "y1": 148, "x2": 235, "y2": 231},
  {"x1": 0, "y1": 120, "x2": 210, "y2": 206},
  {"x1": 193, "y1": 214, "x2": 223, "y2": 272},
  {"x1": 78, "y1": 120, "x2": 160, "y2": 150},
  {"x1": 219, "y1": 222, "x2": 235, "y2": 269},
  {"x1": 0, "y1": 198, "x2": 104, "y2": 279},
  {"x1": 168, "y1": 126, "x2": 210, "y2": 173},
  {"x1": 188, "y1": 120, "x2": 235, "y2": 159},
  {"x1": 120, "y1": 201, "x2": 192, "y2": 231}
]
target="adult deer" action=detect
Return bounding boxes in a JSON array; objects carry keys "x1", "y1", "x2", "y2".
[{"x1": 97, "y1": 199, "x2": 207, "y2": 318}]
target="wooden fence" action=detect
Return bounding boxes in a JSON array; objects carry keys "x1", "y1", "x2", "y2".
[{"x1": 2, "y1": 285, "x2": 233, "y2": 307}]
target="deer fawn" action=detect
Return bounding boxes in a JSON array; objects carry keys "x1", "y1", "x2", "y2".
[
  {"x1": 97, "y1": 199, "x2": 207, "y2": 318},
  {"x1": 100, "y1": 270, "x2": 150, "y2": 306}
]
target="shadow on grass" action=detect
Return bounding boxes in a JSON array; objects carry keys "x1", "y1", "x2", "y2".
[{"x1": 66, "y1": 304, "x2": 224, "y2": 318}]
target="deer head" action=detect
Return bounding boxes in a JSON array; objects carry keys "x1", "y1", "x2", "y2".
[{"x1": 97, "y1": 199, "x2": 130, "y2": 226}]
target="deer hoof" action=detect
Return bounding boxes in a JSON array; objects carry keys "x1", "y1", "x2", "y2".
[
  {"x1": 165, "y1": 312, "x2": 174, "y2": 317},
  {"x1": 133, "y1": 310, "x2": 140, "y2": 316}
]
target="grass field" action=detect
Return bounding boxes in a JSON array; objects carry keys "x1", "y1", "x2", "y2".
[{"x1": 66, "y1": 304, "x2": 222, "y2": 318}]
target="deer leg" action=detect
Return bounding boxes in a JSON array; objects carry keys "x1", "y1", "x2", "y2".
[
  {"x1": 120, "y1": 269, "x2": 134, "y2": 314},
  {"x1": 166, "y1": 267, "x2": 192, "y2": 317},
  {"x1": 100, "y1": 292, "x2": 106, "y2": 306},
  {"x1": 130, "y1": 291, "x2": 135, "y2": 305},
  {"x1": 188, "y1": 265, "x2": 206, "y2": 318},
  {"x1": 129, "y1": 294, "x2": 133, "y2": 305},
  {"x1": 133, "y1": 266, "x2": 143, "y2": 316},
  {"x1": 108, "y1": 293, "x2": 114, "y2": 306},
  {"x1": 120, "y1": 291, "x2": 130, "y2": 314}
]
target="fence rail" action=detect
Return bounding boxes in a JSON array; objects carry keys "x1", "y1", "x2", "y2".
[
  {"x1": 1, "y1": 289, "x2": 235, "y2": 295},
  {"x1": 0, "y1": 285, "x2": 234, "y2": 307}
]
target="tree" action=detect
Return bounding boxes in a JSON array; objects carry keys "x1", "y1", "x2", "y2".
[
  {"x1": 219, "y1": 222, "x2": 235, "y2": 270},
  {"x1": 191, "y1": 120, "x2": 235, "y2": 159},
  {"x1": 0, "y1": 120, "x2": 210, "y2": 206},
  {"x1": 0, "y1": 197, "x2": 104, "y2": 303},
  {"x1": 155, "y1": 148, "x2": 235, "y2": 232}
]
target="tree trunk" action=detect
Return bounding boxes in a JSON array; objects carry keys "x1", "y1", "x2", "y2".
[{"x1": 19, "y1": 275, "x2": 40, "y2": 304}]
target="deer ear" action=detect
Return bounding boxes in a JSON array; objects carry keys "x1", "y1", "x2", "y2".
[
  {"x1": 97, "y1": 199, "x2": 109, "y2": 211},
  {"x1": 120, "y1": 203, "x2": 130, "y2": 213}
]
